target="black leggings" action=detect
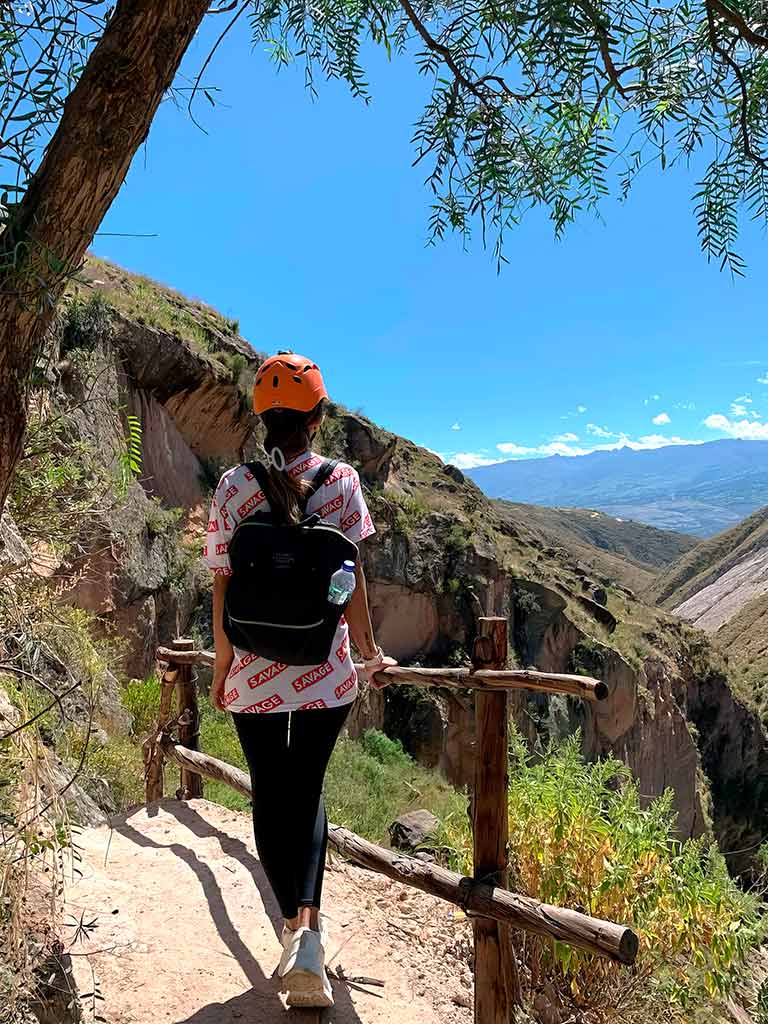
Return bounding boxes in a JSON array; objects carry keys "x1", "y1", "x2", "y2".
[{"x1": 233, "y1": 703, "x2": 350, "y2": 921}]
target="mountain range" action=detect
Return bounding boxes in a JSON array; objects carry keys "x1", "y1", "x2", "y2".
[{"x1": 467, "y1": 439, "x2": 768, "y2": 536}]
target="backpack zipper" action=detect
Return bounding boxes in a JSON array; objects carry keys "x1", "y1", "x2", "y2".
[{"x1": 227, "y1": 615, "x2": 325, "y2": 629}]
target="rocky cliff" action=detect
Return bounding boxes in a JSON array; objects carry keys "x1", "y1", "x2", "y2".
[{"x1": 19, "y1": 255, "x2": 768, "y2": 877}]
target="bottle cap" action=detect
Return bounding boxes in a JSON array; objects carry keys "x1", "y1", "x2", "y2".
[{"x1": 343, "y1": 560, "x2": 355, "y2": 572}]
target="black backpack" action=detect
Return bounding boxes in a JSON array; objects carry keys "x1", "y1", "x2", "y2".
[{"x1": 223, "y1": 459, "x2": 359, "y2": 665}]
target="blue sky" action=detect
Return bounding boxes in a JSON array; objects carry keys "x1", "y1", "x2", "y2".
[{"x1": 94, "y1": 15, "x2": 768, "y2": 470}]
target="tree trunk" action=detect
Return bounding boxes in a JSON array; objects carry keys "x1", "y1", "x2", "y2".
[{"x1": 0, "y1": 0, "x2": 211, "y2": 515}]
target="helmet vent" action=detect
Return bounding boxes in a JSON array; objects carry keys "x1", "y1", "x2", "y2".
[
  {"x1": 303, "y1": 364, "x2": 312, "y2": 373},
  {"x1": 272, "y1": 375, "x2": 279, "y2": 388},
  {"x1": 292, "y1": 375, "x2": 302, "y2": 384}
]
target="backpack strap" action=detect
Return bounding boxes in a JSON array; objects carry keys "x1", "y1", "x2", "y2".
[
  {"x1": 244, "y1": 461, "x2": 271, "y2": 495},
  {"x1": 241, "y1": 459, "x2": 339, "y2": 517},
  {"x1": 303, "y1": 458, "x2": 338, "y2": 508}
]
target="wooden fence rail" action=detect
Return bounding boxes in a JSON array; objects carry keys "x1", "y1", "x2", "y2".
[
  {"x1": 149, "y1": 626, "x2": 636, "y2": 1024},
  {"x1": 154, "y1": 646, "x2": 609, "y2": 702},
  {"x1": 159, "y1": 735, "x2": 638, "y2": 965}
]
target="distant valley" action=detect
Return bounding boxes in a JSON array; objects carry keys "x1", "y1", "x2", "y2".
[{"x1": 467, "y1": 438, "x2": 768, "y2": 536}]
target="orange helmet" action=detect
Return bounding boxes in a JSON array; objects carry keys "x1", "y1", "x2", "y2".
[{"x1": 252, "y1": 351, "x2": 328, "y2": 414}]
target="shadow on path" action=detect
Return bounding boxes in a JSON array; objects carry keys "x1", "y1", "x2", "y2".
[{"x1": 113, "y1": 799, "x2": 365, "y2": 1024}]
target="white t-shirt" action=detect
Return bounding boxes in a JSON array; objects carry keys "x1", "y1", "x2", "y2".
[{"x1": 203, "y1": 450, "x2": 375, "y2": 713}]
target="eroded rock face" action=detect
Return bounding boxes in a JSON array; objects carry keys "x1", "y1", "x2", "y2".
[{"x1": 0, "y1": 512, "x2": 30, "y2": 575}]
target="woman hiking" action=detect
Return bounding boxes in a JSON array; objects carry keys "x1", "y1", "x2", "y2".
[{"x1": 203, "y1": 351, "x2": 396, "y2": 1008}]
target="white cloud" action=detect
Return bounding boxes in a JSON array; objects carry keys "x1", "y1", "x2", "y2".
[
  {"x1": 450, "y1": 421, "x2": 461, "y2": 431},
  {"x1": 652, "y1": 412, "x2": 671, "y2": 425},
  {"x1": 494, "y1": 433, "x2": 701, "y2": 461},
  {"x1": 643, "y1": 394, "x2": 661, "y2": 406},
  {"x1": 757, "y1": 373, "x2": 768, "y2": 385},
  {"x1": 586, "y1": 423, "x2": 616, "y2": 438},
  {"x1": 731, "y1": 403, "x2": 749, "y2": 417},
  {"x1": 703, "y1": 413, "x2": 768, "y2": 440},
  {"x1": 576, "y1": 405, "x2": 587, "y2": 414},
  {"x1": 496, "y1": 442, "x2": 537, "y2": 457},
  {"x1": 674, "y1": 401, "x2": 696, "y2": 411},
  {"x1": 553, "y1": 432, "x2": 579, "y2": 442},
  {"x1": 561, "y1": 404, "x2": 588, "y2": 419},
  {"x1": 446, "y1": 451, "x2": 499, "y2": 469}
]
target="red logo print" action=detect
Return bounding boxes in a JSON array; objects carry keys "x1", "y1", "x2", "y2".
[
  {"x1": 220, "y1": 506, "x2": 233, "y2": 531},
  {"x1": 362, "y1": 513, "x2": 373, "y2": 534},
  {"x1": 336, "y1": 636, "x2": 349, "y2": 663},
  {"x1": 237, "y1": 491, "x2": 266, "y2": 517},
  {"x1": 229, "y1": 652, "x2": 259, "y2": 678},
  {"x1": 247, "y1": 662, "x2": 288, "y2": 689},
  {"x1": 318, "y1": 494, "x2": 344, "y2": 519},
  {"x1": 341, "y1": 510, "x2": 361, "y2": 532},
  {"x1": 289, "y1": 455, "x2": 323, "y2": 478},
  {"x1": 242, "y1": 694, "x2": 285, "y2": 713},
  {"x1": 215, "y1": 542, "x2": 228, "y2": 555},
  {"x1": 349, "y1": 476, "x2": 360, "y2": 497},
  {"x1": 207, "y1": 518, "x2": 219, "y2": 533},
  {"x1": 299, "y1": 699, "x2": 328, "y2": 710},
  {"x1": 334, "y1": 670, "x2": 357, "y2": 700},
  {"x1": 293, "y1": 661, "x2": 333, "y2": 692},
  {"x1": 202, "y1": 544, "x2": 208, "y2": 557},
  {"x1": 222, "y1": 687, "x2": 239, "y2": 707},
  {"x1": 244, "y1": 468, "x2": 254, "y2": 481},
  {"x1": 224, "y1": 484, "x2": 239, "y2": 502},
  {"x1": 325, "y1": 465, "x2": 355, "y2": 486}
]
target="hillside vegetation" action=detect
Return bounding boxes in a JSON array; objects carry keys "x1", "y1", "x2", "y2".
[
  {"x1": 497, "y1": 501, "x2": 696, "y2": 594},
  {"x1": 649, "y1": 506, "x2": 768, "y2": 610}
]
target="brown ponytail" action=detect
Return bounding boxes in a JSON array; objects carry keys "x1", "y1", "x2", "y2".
[{"x1": 260, "y1": 400, "x2": 326, "y2": 524}]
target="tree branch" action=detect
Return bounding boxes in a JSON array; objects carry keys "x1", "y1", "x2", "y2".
[
  {"x1": 707, "y1": 0, "x2": 768, "y2": 169},
  {"x1": 397, "y1": 0, "x2": 531, "y2": 103},
  {"x1": 575, "y1": 0, "x2": 629, "y2": 99},
  {"x1": 710, "y1": 0, "x2": 768, "y2": 48}
]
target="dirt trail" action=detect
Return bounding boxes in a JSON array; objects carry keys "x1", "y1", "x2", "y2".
[{"x1": 66, "y1": 799, "x2": 473, "y2": 1024}]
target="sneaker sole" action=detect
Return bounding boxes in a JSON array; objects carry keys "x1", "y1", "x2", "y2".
[{"x1": 283, "y1": 967, "x2": 334, "y2": 1008}]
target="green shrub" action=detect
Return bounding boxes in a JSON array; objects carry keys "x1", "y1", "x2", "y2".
[
  {"x1": 387, "y1": 492, "x2": 429, "y2": 535},
  {"x1": 445, "y1": 522, "x2": 472, "y2": 553},
  {"x1": 434, "y1": 733, "x2": 763, "y2": 1017},
  {"x1": 325, "y1": 729, "x2": 466, "y2": 846},
  {"x1": 145, "y1": 498, "x2": 183, "y2": 538},
  {"x1": 122, "y1": 675, "x2": 162, "y2": 736},
  {"x1": 59, "y1": 293, "x2": 113, "y2": 355},
  {"x1": 359, "y1": 728, "x2": 409, "y2": 766}
]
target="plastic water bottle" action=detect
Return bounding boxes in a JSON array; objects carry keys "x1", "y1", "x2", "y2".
[{"x1": 328, "y1": 560, "x2": 356, "y2": 605}]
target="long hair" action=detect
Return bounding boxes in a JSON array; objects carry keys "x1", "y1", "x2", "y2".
[{"x1": 260, "y1": 400, "x2": 326, "y2": 524}]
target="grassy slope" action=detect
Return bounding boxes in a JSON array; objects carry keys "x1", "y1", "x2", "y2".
[
  {"x1": 648, "y1": 506, "x2": 768, "y2": 609},
  {"x1": 715, "y1": 591, "x2": 768, "y2": 719},
  {"x1": 496, "y1": 501, "x2": 696, "y2": 594}
]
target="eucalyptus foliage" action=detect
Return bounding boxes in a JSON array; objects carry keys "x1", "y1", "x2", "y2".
[{"x1": 4, "y1": 0, "x2": 768, "y2": 270}]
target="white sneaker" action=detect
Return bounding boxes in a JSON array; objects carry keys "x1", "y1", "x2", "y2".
[
  {"x1": 278, "y1": 924, "x2": 297, "y2": 978},
  {"x1": 281, "y1": 927, "x2": 334, "y2": 1008},
  {"x1": 317, "y1": 911, "x2": 330, "y2": 952},
  {"x1": 277, "y1": 915, "x2": 329, "y2": 976}
]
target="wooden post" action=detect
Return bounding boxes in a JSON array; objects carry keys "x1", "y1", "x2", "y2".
[
  {"x1": 143, "y1": 666, "x2": 178, "y2": 802},
  {"x1": 472, "y1": 616, "x2": 513, "y2": 1023},
  {"x1": 174, "y1": 637, "x2": 202, "y2": 800}
]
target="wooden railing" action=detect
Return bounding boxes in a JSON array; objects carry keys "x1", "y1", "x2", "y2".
[{"x1": 145, "y1": 620, "x2": 638, "y2": 1023}]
